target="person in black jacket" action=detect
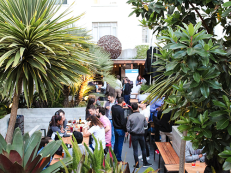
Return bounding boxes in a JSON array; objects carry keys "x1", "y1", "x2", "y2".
[
  {"x1": 111, "y1": 97, "x2": 127, "y2": 164},
  {"x1": 153, "y1": 110, "x2": 173, "y2": 142},
  {"x1": 123, "y1": 78, "x2": 131, "y2": 105}
]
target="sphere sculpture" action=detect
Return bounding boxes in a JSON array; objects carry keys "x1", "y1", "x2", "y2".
[{"x1": 97, "y1": 35, "x2": 122, "y2": 59}]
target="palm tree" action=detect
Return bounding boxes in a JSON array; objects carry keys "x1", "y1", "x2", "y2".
[{"x1": 0, "y1": 0, "x2": 94, "y2": 143}]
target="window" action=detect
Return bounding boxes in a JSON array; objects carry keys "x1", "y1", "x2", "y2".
[
  {"x1": 92, "y1": 22, "x2": 117, "y2": 42},
  {"x1": 55, "y1": 0, "x2": 67, "y2": 4},
  {"x1": 142, "y1": 27, "x2": 149, "y2": 43},
  {"x1": 92, "y1": 0, "x2": 117, "y2": 5}
]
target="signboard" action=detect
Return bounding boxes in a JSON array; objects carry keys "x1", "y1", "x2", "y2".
[{"x1": 125, "y1": 69, "x2": 140, "y2": 98}]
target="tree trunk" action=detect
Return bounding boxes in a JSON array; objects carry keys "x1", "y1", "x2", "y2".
[
  {"x1": 5, "y1": 78, "x2": 22, "y2": 143},
  {"x1": 179, "y1": 130, "x2": 187, "y2": 173},
  {"x1": 63, "y1": 85, "x2": 70, "y2": 108}
]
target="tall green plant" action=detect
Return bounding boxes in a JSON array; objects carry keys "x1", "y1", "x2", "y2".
[
  {"x1": 0, "y1": 128, "x2": 71, "y2": 173},
  {"x1": 144, "y1": 22, "x2": 230, "y2": 171},
  {"x1": 0, "y1": 0, "x2": 96, "y2": 143}
]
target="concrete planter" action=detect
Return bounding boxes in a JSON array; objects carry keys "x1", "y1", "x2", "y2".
[
  {"x1": 172, "y1": 126, "x2": 183, "y2": 157},
  {"x1": 0, "y1": 107, "x2": 87, "y2": 137}
]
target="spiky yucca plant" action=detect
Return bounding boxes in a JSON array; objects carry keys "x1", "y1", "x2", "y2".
[{"x1": 0, "y1": 0, "x2": 96, "y2": 143}]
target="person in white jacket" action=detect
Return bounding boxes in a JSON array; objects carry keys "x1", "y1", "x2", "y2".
[{"x1": 185, "y1": 141, "x2": 206, "y2": 162}]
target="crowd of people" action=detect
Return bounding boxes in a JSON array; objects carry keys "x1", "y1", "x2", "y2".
[{"x1": 39, "y1": 74, "x2": 207, "y2": 170}]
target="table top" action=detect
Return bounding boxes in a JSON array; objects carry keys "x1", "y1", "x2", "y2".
[
  {"x1": 50, "y1": 154, "x2": 62, "y2": 165},
  {"x1": 62, "y1": 135, "x2": 89, "y2": 145},
  {"x1": 165, "y1": 163, "x2": 206, "y2": 173},
  {"x1": 50, "y1": 127, "x2": 89, "y2": 166},
  {"x1": 155, "y1": 142, "x2": 179, "y2": 165}
]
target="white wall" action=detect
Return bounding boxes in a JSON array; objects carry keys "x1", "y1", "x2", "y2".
[
  {"x1": 0, "y1": 108, "x2": 86, "y2": 138},
  {"x1": 53, "y1": 0, "x2": 153, "y2": 55}
]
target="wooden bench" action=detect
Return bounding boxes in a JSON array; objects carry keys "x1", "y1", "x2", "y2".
[
  {"x1": 130, "y1": 98, "x2": 138, "y2": 103},
  {"x1": 155, "y1": 142, "x2": 179, "y2": 173}
]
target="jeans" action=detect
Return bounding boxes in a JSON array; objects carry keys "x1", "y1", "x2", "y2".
[
  {"x1": 114, "y1": 128, "x2": 125, "y2": 162},
  {"x1": 124, "y1": 95, "x2": 130, "y2": 105},
  {"x1": 131, "y1": 134, "x2": 148, "y2": 167},
  {"x1": 110, "y1": 120, "x2": 115, "y2": 149}
]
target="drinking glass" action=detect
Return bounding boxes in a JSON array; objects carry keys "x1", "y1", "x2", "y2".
[
  {"x1": 70, "y1": 126, "x2": 73, "y2": 132},
  {"x1": 79, "y1": 117, "x2": 81, "y2": 124},
  {"x1": 196, "y1": 160, "x2": 200, "y2": 166},
  {"x1": 192, "y1": 162, "x2": 195, "y2": 167}
]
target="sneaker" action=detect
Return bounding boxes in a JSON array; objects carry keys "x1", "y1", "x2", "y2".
[
  {"x1": 141, "y1": 157, "x2": 150, "y2": 162},
  {"x1": 143, "y1": 163, "x2": 152, "y2": 167},
  {"x1": 155, "y1": 149, "x2": 160, "y2": 154},
  {"x1": 138, "y1": 155, "x2": 142, "y2": 159}
]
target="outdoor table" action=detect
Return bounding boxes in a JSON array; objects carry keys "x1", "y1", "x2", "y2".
[
  {"x1": 165, "y1": 162, "x2": 206, "y2": 173},
  {"x1": 50, "y1": 124, "x2": 89, "y2": 166},
  {"x1": 50, "y1": 154, "x2": 62, "y2": 165}
]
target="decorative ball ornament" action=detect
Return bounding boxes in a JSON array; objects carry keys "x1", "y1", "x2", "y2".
[{"x1": 97, "y1": 35, "x2": 122, "y2": 59}]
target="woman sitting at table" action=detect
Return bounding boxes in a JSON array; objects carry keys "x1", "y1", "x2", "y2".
[
  {"x1": 47, "y1": 113, "x2": 65, "y2": 138},
  {"x1": 83, "y1": 115, "x2": 106, "y2": 151},
  {"x1": 58, "y1": 109, "x2": 67, "y2": 129}
]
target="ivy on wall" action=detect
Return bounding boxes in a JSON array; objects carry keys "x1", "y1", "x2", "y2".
[{"x1": 135, "y1": 45, "x2": 149, "y2": 59}]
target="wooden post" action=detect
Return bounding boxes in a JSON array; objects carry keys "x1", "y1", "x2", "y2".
[
  {"x1": 131, "y1": 64, "x2": 133, "y2": 69},
  {"x1": 179, "y1": 130, "x2": 187, "y2": 173}
]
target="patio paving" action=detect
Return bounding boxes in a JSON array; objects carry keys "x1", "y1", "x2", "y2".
[{"x1": 121, "y1": 137, "x2": 164, "y2": 173}]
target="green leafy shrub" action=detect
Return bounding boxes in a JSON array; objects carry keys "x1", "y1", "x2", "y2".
[
  {"x1": 135, "y1": 45, "x2": 149, "y2": 59},
  {"x1": 58, "y1": 133, "x2": 156, "y2": 173},
  {"x1": 0, "y1": 128, "x2": 71, "y2": 173}
]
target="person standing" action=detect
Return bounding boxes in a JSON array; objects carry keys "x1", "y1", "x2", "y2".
[
  {"x1": 136, "y1": 75, "x2": 142, "y2": 86},
  {"x1": 86, "y1": 98, "x2": 96, "y2": 119},
  {"x1": 153, "y1": 110, "x2": 173, "y2": 142},
  {"x1": 97, "y1": 107, "x2": 112, "y2": 152},
  {"x1": 126, "y1": 103, "x2": 152, "y2": 168},
  {"x1": 111, "y1": 97, "x2": 127, "y2": 164},
  {"x1": 138, "y1": 103, "x2": 150, "y2": 161},
  {"x1": 150, "y1": 97, "x2": 165, "y2": 118},
  {"x1": 124, "y1": 78, "x2": 131, "y2": 105},
  {"x1": 115, "y1": 75, "x2": 122, "y2": 98},
  {"x1": 106, "y1": 83, "x2": 115, "y2": 98},
  {"x1": 105, "y1": 93, "x2": 117, "y2": 149}
]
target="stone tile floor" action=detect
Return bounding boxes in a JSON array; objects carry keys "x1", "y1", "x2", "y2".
[{"x1": 121, "y1": 137, "x2": 164, "y2": 173}]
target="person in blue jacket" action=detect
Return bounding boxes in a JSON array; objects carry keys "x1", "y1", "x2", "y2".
[{"x1": 150, "y1": 97, "x2": 165, "y2": 119}]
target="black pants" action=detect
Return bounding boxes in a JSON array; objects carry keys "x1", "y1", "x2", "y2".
[
  {"x1": 131, "y1": 134, "x2": 148, "y2": 167},
  {"x1": 144, "y1": 129, "x2": 150, "y2": 157}
]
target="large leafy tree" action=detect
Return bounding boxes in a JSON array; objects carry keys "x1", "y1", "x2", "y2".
[
  {"x1": 0, "y1": 0, "x2": 95, "y2": 143},
  {"x1": 127, "y1": 0, "x2": 231, "y2": 172}
]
